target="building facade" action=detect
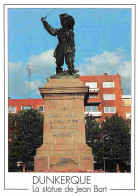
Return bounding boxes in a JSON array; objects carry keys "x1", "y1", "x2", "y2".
[
  {"x1": 8, "y1": 74, "x2": 131, "y2": 122},
  {"x1": 8, "y1": 98, "x2": 44, "y2": 113},
  {"x1": 80, "y1": 74, "x2": 131, "y2": 122},
  {"x1": 122, "y1": 95, "x2": 131, "y2": 120}
]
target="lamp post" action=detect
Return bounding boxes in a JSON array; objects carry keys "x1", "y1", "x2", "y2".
[{"x1": 103, "y1": 157, "x2": 108, "y2": 172}]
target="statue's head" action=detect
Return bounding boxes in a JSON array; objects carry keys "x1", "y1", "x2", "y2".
[{"x1": 59, "y1": 13, "x2": 75, "y2": 30}]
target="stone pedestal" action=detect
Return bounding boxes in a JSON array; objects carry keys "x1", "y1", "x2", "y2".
[{"x1": 34, "y1": 77, "x2": 94, "y2": 172}]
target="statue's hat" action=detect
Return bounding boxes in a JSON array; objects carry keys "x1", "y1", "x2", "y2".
[{"x1": 59, "y1": 13, "x2": 75, "y2": 28}]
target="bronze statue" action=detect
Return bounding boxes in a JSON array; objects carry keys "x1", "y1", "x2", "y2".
[{"x1": 41, "y1": 13, "x2": 77, "y2": 75}]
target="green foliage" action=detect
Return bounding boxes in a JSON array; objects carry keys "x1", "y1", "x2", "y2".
[
  {"x1": 85, "y1": 114, "x2": 101, "y2": 155},
  {"x1": 86, "y1": 113, "x2": 131, "y2": 170},
  {"x1": 8, "y1": 109, "x2": 43, "y2": 169},
  {"x1": 101, "y1": 113, "x2": 131, "y2": 162}
]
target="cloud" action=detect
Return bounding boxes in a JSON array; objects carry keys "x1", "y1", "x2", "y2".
[
  {"x1": 25, "y1": 80, "x2": 44, "y2": 97},
  {"x1": 25, "y1": 80, "x2": 44, "y2": 90},
  {"x1": 77, "y1": 48, "x2": 131, "y2": 94},
  {"x1": 119, "y1": 61, "x2": 131, "y2": 78},
  {"x1": 119, "y1": 61, "x2": 131, "y2": 94},
  {"x1": 8, "y1": 49, "x2": 56, "y2": 98},
  {"x1": 8, "y1": 62, "x2": 24, "y2": 73},
  {"x1": 8, "y1": 62, "x2": 27, "y2": 98},
  {"x1": 27, "y1": 49, "x2": 56, "y2": 76}
]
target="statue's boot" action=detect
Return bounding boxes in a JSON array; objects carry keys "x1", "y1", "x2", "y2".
[
  {"x1": 68, "y1": 63, "x2": 75, "y2": 75},
  {"x1": 56, "y1": 66, "x2": 63, "y2": 74}
]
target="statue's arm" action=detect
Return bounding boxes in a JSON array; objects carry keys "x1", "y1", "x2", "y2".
[{"x1": 41, "y1": 18, "x2": 57, "y2": 36}]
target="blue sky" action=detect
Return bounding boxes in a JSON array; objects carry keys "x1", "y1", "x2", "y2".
[{"x1": 8, "y1": 8, "x2": 131, "y2": 98}]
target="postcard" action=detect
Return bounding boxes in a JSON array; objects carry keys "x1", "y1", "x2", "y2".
[{"x1": 0, "y1": 0, "x2": 137, "y2": 195}]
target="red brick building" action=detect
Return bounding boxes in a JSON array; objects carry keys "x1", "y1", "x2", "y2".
[
  {"x1": 8, "y1": 98, "x2": 45, "y2": 113},
  {"x1": 8, "y1": 74, "x2": 131, "y2": 122},
  {"x1": 80, "y1": 74, "x2": 131, "y2": 122}
]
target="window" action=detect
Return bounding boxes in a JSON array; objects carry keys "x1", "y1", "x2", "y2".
[
  {"x1": 103, "y1": 82, "x2": 114, "y2": 88},
  {"x1": 8, "y1": 106, "x2": 16, "y2": 113},
  {"x1": 21, "y1": 106, "x2": 33, "y2": 110},
  {"x1": 122, "y1": 99, "x2": 131, "y2": 106},
  {"x1": 89, "y1": 94, "x2": 98, "y2": 98},
  {"x1": 85, "y1": 82, "x2": 97, "y2": 88},
  {"x1": 38, "y1": 105, "x2": 44, "y2": 112},
  {"x1": 103, "y1": 94, "x2": 115, "y2": 100},
  {"x1": 126, "y1": 112, "x2": 131, "y2": 119},
  {"x1": 104, "y1": 107, "x2": 116, "y2": 113},
  {"x1": 86, "y1": 106, "x2": 98, "y2": 112}
]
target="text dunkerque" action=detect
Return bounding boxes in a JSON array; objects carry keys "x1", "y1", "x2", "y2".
[{"x1": 33, "y1": 175, "x2": 91, "y2": 185}]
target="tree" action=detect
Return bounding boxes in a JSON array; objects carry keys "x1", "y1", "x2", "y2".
[
  {"x1": 85, "y1": 114, "x2": 101, "y2": 155},
  {"x1": 8, "y1": 109, "x2": 43, "y2": 171},
  {"x1": 85, "y1": 113, "x2": 131, "y2": 172},
  {"x1": 100, "y1": 113, "x2": 131, "y2": 171}
]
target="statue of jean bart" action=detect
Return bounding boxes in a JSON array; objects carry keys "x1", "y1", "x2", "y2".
[{"x1": 41, "y1": 13, "x2": 77, "y2": 75}]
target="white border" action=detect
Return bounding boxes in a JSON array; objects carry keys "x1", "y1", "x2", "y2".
[{"x1": 1, "y1": 1, "x2": 136, "y2": 195}]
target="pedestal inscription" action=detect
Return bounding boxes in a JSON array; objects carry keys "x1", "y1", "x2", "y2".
[
  {"x1": 48, "y1": 112, "x2": 80, "y2": 131},
  {"x1": 34, "y1": 78, "x2": 94, "y2": 171}
]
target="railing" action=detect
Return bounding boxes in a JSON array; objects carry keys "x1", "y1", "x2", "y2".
[
  {"x1": 89, "y1": 88, "x2": 99, "y2": 93},
  {"x1": 85, "y1": 112, "x2": 102, "y2": 116}
]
